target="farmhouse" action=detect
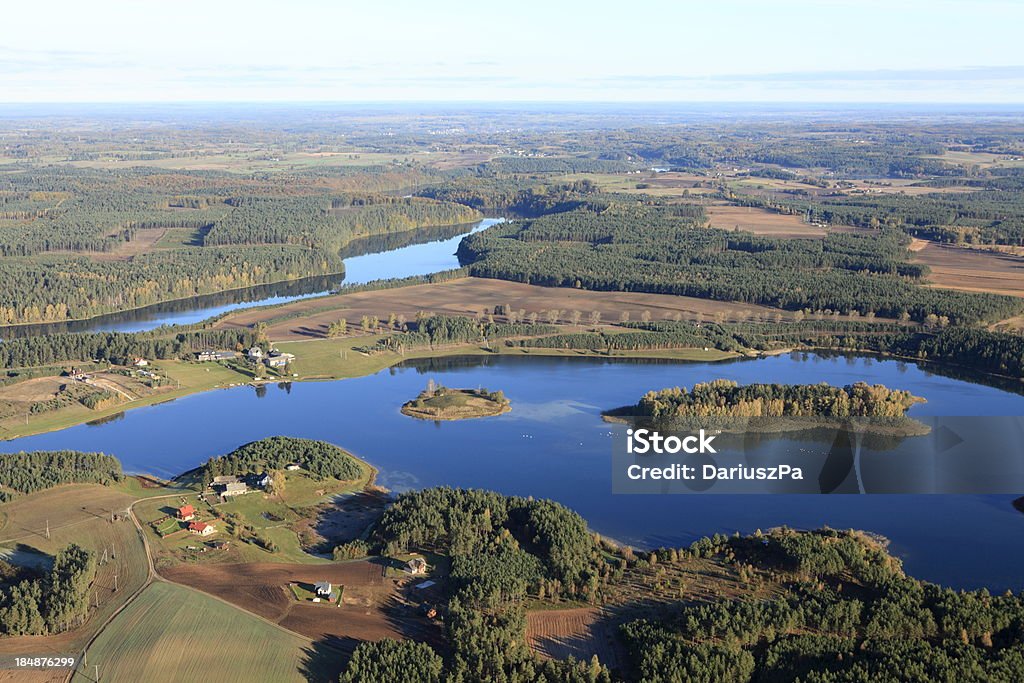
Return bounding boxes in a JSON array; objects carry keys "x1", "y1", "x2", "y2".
[
  {"x1": 247, "y1": 346, "x2": 264, "y2": 361},
  {"x1": 132, "y1": 357, "x2": 149, "y2": 367},
  {"x1": 264, "y1": 351, "x2": 295, "y2": 368},
  {"x1": 406, "y1": 557, "x2": 428, "y2": 575},
  {"x1": 221, "y1": 481, "x2": 248, "y2": 498},
  {"x1": 197, "y1": 349, "x2": 235, "y2": 362},
  {"x1": 210, "y1": 471, "x2": 273, "y2": 498},
  {"x1": 188, "y1": 521, "x2": 215, "y2": 536},
  {"x1": 314, "y1": 581, "x2": 332, "y2": 597},
  {"x1": 176, "y1": 504, "x2": 195, "y2": 521}
]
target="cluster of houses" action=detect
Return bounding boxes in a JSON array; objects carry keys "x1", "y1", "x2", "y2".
[
  {"x1": 176, "y1": 504, "x2": 217, "y2": 536},
  {"x1": 247, "y1": 346, "x2": 296, "y2": 369},
  {"x1": 195, "y1": 347, "x2": 297, "y2": 370},
  {"x1": 210, "y1": 471, "x2": 273, "y2": 499}
]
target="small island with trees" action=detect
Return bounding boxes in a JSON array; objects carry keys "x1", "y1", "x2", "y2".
[
  {"x1": 605, "y1": 379, "x2": 929, "y2": 436},
  {"x1": 401, "y1": 379, "x2": 511, "y2": 421}
]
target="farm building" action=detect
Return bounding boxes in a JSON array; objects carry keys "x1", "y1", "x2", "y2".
[
  {"x1": 285, "y1": 463, "x2": 302, "y2": 471},
  {"x1": 406, "y1": 557, "x2": 428, "y2": 575},
  {"x1": 176, "y1": 505, "x2": 195, "y2": 521},
  {"x1": 221, "y1": 482, "x2": 248, "y2": 498},
  {"x1": 188, "y1": 521, "x2": 215, "y2": 536},
  {"x1": 247, "y1": 346, "x2": 264, "y2": 361},
  {"x1": 132, "y1": 358, "x2": 149, "y2": 367},
  {"x1": 314, "y1": 581, "x2": 332, "y2": 597},
  {"x1": 197, "y1": 349, "x2": 235, "y2": 362},
  {"x1": 254, "y1": 472, "x2": 273, "y2": 489},
  {"x1": 265, "y1": 351, "x2": 295, "y2": 368}
]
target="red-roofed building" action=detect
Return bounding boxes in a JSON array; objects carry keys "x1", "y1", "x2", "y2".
[
  {"x1": 188, "y1": 521, "x2": 215, "y2": 536},
  {"x1": 177, "y1": 505, "x2": 195, "y2": 521}
]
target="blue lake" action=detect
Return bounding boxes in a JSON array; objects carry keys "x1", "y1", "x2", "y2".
[{"x1": 3, "y1": 352, "x2": 1023, "y2": 591}]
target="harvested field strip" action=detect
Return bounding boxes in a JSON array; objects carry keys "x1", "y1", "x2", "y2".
[
  {"x1": 914, "y1": 243, "x2": 1024, "y2": 298},
  {"x1": 216, "y1": 277, "x2": 811, "y2": 342}
]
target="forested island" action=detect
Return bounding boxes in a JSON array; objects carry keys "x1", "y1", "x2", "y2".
[
  {"x1": 605, "y1": 380, "x2": 928, "y2": 435},
  {"x1": 401, "y1": 380, "x2": 511, "y2": 420},
  {"x1": 622, "y1": 380, "x2": 925, "y2": 419}
]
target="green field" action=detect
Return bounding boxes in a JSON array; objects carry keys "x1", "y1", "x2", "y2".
[
  {"x1": 72, "y1": 581, "x2": 328, "y2": 683},
  {"x1": 135, "y1": 463, "x2": 374, "y2": 566}
]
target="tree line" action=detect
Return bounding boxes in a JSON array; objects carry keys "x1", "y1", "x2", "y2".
[
  {"x1": 0, "y1": 450, "x2": 123, "y2": 502},
  {"x1": 457, "y1": 202, "x2": 1024, "y2": 325},
  {"x1": 0, "y1": 328, "x2": 255, "y2": 370},
  {"x1": 629, "y1": 380, "x2": 924, "y2": 420},
  {"x1": 621, "y1": 528, "x2": 1024, "y2": 682},
  {"x1": 351, "y1": 487, "x2": 613, "y2": 682},
  {"x1": 0, "y1": 544, "x2": 97, "y2": 636},
  {"x1": 199, "y1": 436, "x2": 362, "y2": 486},
  {"x1": 204, "y1": 195, "x2": 481, "y2": 253}
]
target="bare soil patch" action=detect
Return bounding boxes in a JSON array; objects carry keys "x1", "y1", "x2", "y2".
[
  {"x1": 293, "y1": 489, "x2": 390, "y2": 552},
  {"x1": 914, "y1": 243, "x2": 1024, "y2": 298},
  {"x1": 52, "y1": 227, "x2": 171, "y2": 261},
  {"x1": 706, "y1": 205, "x2": 824, "y2": 238},
  {"x1": 0, "y1": 376, "x2": 68, "y2": 403},
  {"x1": 161, "y1": 559, "x2": 439, "y2": 651},
  {"x1": 526, "y1": 607, "x2": 621, "y2": 668}
]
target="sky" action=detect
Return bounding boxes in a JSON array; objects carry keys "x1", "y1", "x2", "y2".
[{"x1": 2, "y1": 0, "x2": 1023, "y2": 103}]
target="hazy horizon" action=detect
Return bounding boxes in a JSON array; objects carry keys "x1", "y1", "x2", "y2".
[{"x1": 3, "y1": 1, "x2": 1023, "y2": 104}]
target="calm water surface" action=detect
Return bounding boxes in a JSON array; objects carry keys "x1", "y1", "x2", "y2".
[{"x1": 3, "y1": 352, "x2": 1023, "y2": 591}]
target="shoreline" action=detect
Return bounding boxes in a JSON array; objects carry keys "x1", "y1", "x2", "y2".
[
  {"x1": 0, "y1": 342, "x2": 737, "y2": 441},
  {"x1": 0, "y1": 335, "x2": 1019, "y2": 443}
]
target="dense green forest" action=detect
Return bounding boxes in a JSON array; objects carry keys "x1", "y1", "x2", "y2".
[
  {"x1": 204, "y1": 195, "x2": 480, "y2": 251},
  {"x1": 622, "y1": 528, "x2": 1024, "y2": 682},
  {"x1": 348, "y1": 487, "x2": 1024, "y2": 682},
  {"x1": 0, "y1": 450, "x2": 123, "y2": 502},
  {"x1": 352, "y1": 314, "x2": 556, "y2": 354},
  {"x1": 457, "y1": 202, "x2": 1024, "y2": 325},
  {"x1": 0, "y1": 245, "x2": 337, "y2": 325},
  {"x1": 416, "y1": 178, "x2": 598, "y2": 213},
  {"x1": 199, "y1": 436, "x2": 363, "y2": 485},
  {"x1": 0, "y1": 166, "x2": 481, "y2": 323},
  {"x1": 627, "y1": 380, "x2": 924, "y2": 419},
  {"x1": 0, "y1": 328, "x2": 255, "y2": 370},
  {"x1": 728, "y1": 188, "x2": 1024, "y2": 246},
  {"x1": 364, "y1": 487, "x2": 613, "y2": 682},
  {"x1": 341, "y1": 640, "x2": 445, "y2": 683},
  {"x1": 0, "y1": 544, "x2": 97, "y2": 636}
]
